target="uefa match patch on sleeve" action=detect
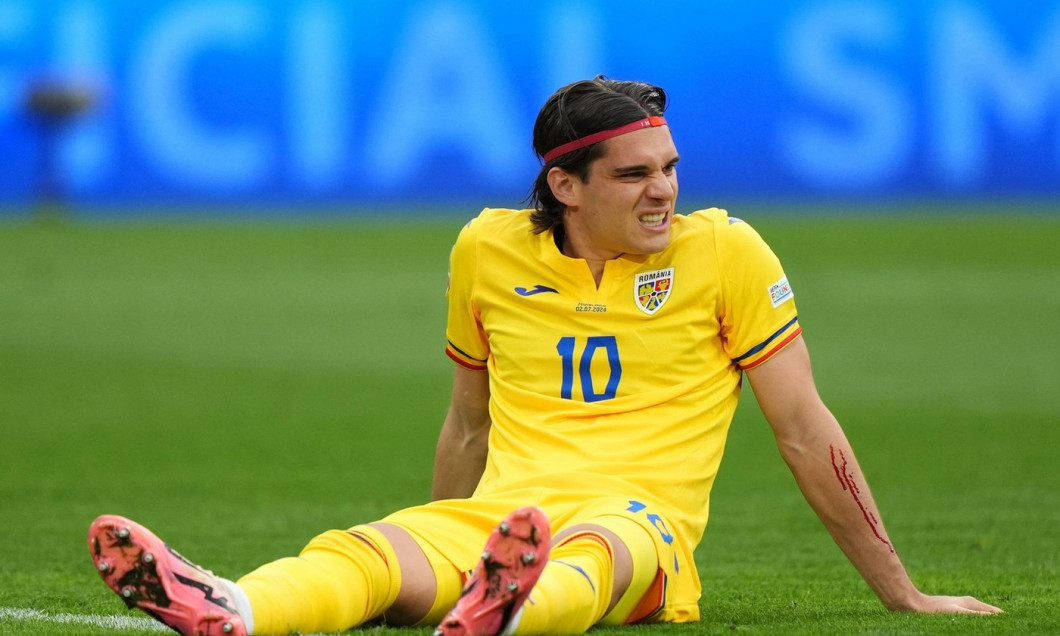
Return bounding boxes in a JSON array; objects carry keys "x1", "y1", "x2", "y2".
[{"x1": 768, "y1": 276, "x2": 794, "y2": 308}]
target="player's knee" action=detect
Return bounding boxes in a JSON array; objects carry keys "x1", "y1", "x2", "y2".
[
  {"x1": 596, "y1": 518, "x2": 660, "y2": 625},
  {"x1": 363, "y1": 523, "x2": 437, "y2": 625},
  {"x1": 553, "y1": 523, "x2": 635, "y2": 612},
  {"x1": 554, "y1": 518, "x2": 660, "y2": 624}
]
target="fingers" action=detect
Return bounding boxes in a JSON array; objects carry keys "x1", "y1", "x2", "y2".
[
  {"x1": 959, "y1": 596, "x2": 1003, "y2": 615},
  {"x1": 932, "y1": 595, "x2": 1003, "y2": 615}
]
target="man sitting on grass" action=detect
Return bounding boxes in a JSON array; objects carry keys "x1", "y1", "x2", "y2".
[{"x1": 88, "y1": 76, "x2": 1001, "y2": 636}]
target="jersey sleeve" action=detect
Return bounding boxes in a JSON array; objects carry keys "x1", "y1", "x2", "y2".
[
  {"x1": 716, "y1": 215, "x2": 802, "y2": 370},
  {"x1": 444, "y1": 214, "x2": 490, "y2": 370}
]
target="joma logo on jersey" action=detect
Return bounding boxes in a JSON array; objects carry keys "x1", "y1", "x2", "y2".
[{"x1": 634, "y1": 267, "x2": 674, "y2": 315}]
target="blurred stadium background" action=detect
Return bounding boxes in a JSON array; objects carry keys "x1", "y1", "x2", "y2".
[
  {"x1": 3, "y1": 0, "x2": 1060, "y2": 210},
  {"x1": 1, "y1": 1, "x2": 1059, "y2": 634}
]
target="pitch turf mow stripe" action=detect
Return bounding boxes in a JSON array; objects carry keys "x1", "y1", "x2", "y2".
[{"x1": 0, "y1": 606, "x2": 168, "y2": 631}]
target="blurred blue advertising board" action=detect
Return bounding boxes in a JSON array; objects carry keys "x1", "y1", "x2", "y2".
[{"x1": 1, "y1": 1, "x2": 1058, "y2": 210}]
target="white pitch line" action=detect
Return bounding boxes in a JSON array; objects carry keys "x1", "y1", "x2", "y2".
[
  {"x1": 0, "y1": 606, "x2": 168, "y2": 631},
  {"x1": 0, "y1": 606, "x2": 333, "y2": 635}
]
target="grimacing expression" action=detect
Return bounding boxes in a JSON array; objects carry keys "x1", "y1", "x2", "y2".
[{"x1": 562, "y1": 126, "x2": 679, "y2": 261}]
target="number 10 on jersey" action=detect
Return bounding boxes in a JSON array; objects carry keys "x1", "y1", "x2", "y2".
[{"x1": 556, "y1": 336, "x2": 622, "y2": 402}]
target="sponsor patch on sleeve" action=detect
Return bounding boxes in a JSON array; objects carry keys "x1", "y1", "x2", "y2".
[{"x1": 768, "y1": 276, "x2": 794, "y2": 308}]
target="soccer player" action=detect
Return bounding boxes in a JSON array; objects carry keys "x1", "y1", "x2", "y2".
[{"x1": 88, "y1": 77, "x2": 1001, "y2": 636}]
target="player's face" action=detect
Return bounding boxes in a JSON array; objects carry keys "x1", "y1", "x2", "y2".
[{"x1": 563, "y1": 126, "x2": 679, "y2": 260}]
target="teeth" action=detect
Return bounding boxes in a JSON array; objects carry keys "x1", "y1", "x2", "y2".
[{"x1": 640, "y1": 212, "x2": 666, "y2": 226}]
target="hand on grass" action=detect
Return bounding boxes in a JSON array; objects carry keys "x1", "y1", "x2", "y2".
[{"x1": 901, "y1": 593, "x2": 1002, "y2": 615}]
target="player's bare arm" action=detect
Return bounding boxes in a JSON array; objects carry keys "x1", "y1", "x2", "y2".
[
  {"x1": 431, "y1": 364, "x2": 491, "y2": 500},
  {"x1": 745, "y1": 337, "x2": 1001, "y2": 615}
]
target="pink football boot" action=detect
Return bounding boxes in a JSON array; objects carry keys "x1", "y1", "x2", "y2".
[
  {"x1": 88, "y1": 515, "x2": 246, "y2": 636},
  {"x1": 434, "y1": 506, "x2": 550, "y2": 636}
]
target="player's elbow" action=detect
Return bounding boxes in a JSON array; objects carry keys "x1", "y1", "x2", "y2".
[{"x1": 769, "y1": 402, "x2": 841, "y2": 458}]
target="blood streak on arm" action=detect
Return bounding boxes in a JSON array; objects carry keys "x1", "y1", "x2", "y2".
[{"x1": 829, "y1": 445, "x2": 895, "y2": 554}]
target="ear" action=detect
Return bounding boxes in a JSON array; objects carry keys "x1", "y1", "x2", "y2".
[{"x1": 547, "y1": 167, "x2": 580, "y2": 208}]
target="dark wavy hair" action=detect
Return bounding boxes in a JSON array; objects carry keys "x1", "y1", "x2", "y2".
[{"x1": 527, "y1": 76, "x2": 668, "y2": 234}]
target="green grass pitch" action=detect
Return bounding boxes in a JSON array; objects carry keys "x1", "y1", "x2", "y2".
[{"x1": 0, "y1": 207, "x2": 1057, "y2": 635}]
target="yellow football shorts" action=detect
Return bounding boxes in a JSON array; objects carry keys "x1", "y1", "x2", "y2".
[{"x1": 376, "y1": 488, "x2": 691, "y2": 624}]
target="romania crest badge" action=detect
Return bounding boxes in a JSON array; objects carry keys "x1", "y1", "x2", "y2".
[{"x1": 634, "y1": 267, "x2": 674, "y2": 315}]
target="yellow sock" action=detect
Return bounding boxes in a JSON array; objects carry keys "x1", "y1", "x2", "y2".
[
  {"x1": 596, "y1": 517, "x2": 659, "y2": 626},
  {"x1": 237, "y1": 527, "x2": 399, "y2": 635},
  {"x1": 511, "y1": 531, "x2": 614, "y2": 635}
]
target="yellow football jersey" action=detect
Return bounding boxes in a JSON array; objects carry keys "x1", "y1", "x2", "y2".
[{"x1": 444, "y1": 207, "x2": 801, "y2": 620}]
